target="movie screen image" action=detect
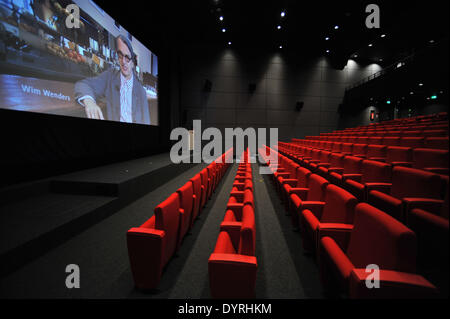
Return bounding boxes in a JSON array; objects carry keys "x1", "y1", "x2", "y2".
[{"x1": 0, "y1": 0, "x2": 158, "y2": 125}]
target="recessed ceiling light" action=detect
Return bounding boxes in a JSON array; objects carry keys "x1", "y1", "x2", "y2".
[
  {"x1": 222, "y1": 28, "x2": 226, "y2": 32},
  {"x1": 419, "y1": 83, "x2": 423, "y2": 86},
  {"x1": 368, "y1": 43, "x2": 373, "y2": 47},
  {"x1": 334, "y1": 25, "x2": 339, "y2": 30},
  {"x1": 281, "y1": 11, "x2": 286, "y2": 17},
  {"x1": 325, "y1": 37, "x2": 330, "y2": 40},
  {"x1": 410, "y1": 91, "x2": 414, "y2": 95},
  {"x1": 429, "y1": 39, "x2": 435, "y2": 43},
  {"x1": 326, "y1": 49, "x2": 330, "y2": 53},
  {"x1": 219, "y1": 16, "x2": 223, "y2": 21},
  {"x1": 277, "y1": 25, "x2": 281, "y2": 30},
  {"x1": 379, "y1": 58, "x2": 383, "y2": 61},
  {"x1": 354, "y1": 54, "x2": 358, "y2": 57},
  {"x1": 279, "y1": 45, "x2": 283, "y2": 49},
  {"x1": 381, "y1": 34, "x2": 386, "y2": 38},
  {"x1": 228, "y1": 41, "x2": 231, "y2": 45}
]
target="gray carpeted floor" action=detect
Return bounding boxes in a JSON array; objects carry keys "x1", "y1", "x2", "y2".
[{"x1": 0, "y1": 160, "x2": 324, "y2": 299}]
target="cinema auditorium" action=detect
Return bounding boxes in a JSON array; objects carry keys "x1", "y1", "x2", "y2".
[{"x1": 0, "y1": 0, "x2": 448, "y2": 306}]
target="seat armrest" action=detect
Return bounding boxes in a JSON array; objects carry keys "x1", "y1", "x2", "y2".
[
  {"x1": 403, "y1": 198, "x2": 444, "y2": 216},
  {"x1": 226, "y1": 203, "x2": 244, "y2": 220},
  {"x1": 368, "y1": 157, "x2": 386, "y2": 162},
  {"x1": 342, "y1": 174, "x2": 363, "y2": 183},
  {"x1": 282, "y1": 179, "x2": 298, "y2": 187},
  {"x1": 349, "y1": 269, "x2": 438, "y2": 299},
  {"x1": 301, "y1": 201, "x2": 325, "y2": 220},
  {"x1": 316, "y1": 163, "x2": 331, "y2": 169},
  {"x1": 424, "y1": 167, "x2": 449, "y2": 175},
  {"x1": 390, "y1": 161, "x2": 413, "y2": 168},
  {"x1": 327, "y1": 167, "x2": 344, "y2": 174},
  {"x1": 317, "y1": 224, "x2": 353, "y2": 252},
  {"x1": 365, "y1": 183, "x2": 392, "y2": 195},
  {"x1": 220, "y1": 221, "x2": 242, "y2": 248},
  {"x1": 289, "y1": 188, "x2": 309, "y2": 200}
]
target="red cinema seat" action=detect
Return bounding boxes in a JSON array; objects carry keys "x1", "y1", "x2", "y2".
[
  {"x1": 344, "y1": 160, "x2": 392, "y2": 202},
  {"x1": 328, "y1": 156, "x2": 364, "y2": 187},
  {"x1": 351, "y1": 144, "x2": 368, "y2": 158},
  {"x1": 412, "y1": 148, "x2": 449, "y2": 175},
  {"x1": 340, "y1": 143, "x2": 353, "y2": 156},
  {"x1": 289, "y1": 174, "x2": 329, "y2": 230},
  {"x1": 190, "y1": 174, "x2": 202, "y2": 224},
  {"x1": 176, "y1": 182, "x2": 195, "y2": 246},
  {"x1": 232, "y1": 178, "x2": 253, "y2": 192},
  {"x1": 400, "y1": 137, "x2": 425, "y2": 149},
  {"x1": 422, "y1": 130, "x2": 447, "y2": 137},
  {"x1": 366, "y1": 144, "x2": 387, "y2": 162},
  {"x1": 368, "y1": 137, "x2": 383, "y2": 145},
  {"x1": 368, "y1": 166, "x2": 443, "y2": 222},
  {"x1": 209, "y1": 204, "x2": 257, "y2": 299},
  {"x1": 299, "y1": 184, "x2": 357, "y2": 253},
  {"x1": 199, "y1": 169, "x2": 210, "y2": 212},
  {"x1": 425, "y1": 137, "x2": 449, "y2": 150},
  {"x1": 355, "y1": 137, "x2": 369, "y2": 145},
  {"x1": 309, "y1": 151, "x2": 332, "y2": 172},
  {"x1": 386, "y1": 146, "x2": 413, "y2": 167},
  {"x1": 127, "y1": 193, "x2": 182, "y2": 290},
  {"x1": 331, "y1": 142, "x2": 342, "y2": 153},
  {"x1": 407, "y1": 190, "x2": 448, "y2": 296},
  {"x1": 317, "y1": 153, "x2": 345, "y2": 178},
  {"x1": 281, "y1": 166, "x2": 312, "y2": 210},
  {"x1": 383, "y1": 136, "x2": 400, "y2": 147},
  {"x1": 318, "y1": 203, "x2": 438, "y2": 298}
]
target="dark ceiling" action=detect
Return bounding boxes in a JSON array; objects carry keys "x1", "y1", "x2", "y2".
[{"x1": 95, "y1": 0, "x2": 449, "y2": 68}]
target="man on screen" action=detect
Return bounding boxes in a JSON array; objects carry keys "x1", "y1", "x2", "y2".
[{"x1": 74, "y1": 35, "x2": 151, "y2": 125}]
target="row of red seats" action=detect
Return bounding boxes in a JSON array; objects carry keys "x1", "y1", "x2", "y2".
[
  {"x1": 295, "y1": 136, "x2": 449, "y2": 150},
  {"x1": 260, "y1": 146, "x2": 442, "y2": 298},
  {"x1": 312, "y1": 129, "x2": 448, "y2": 139},
  {"x1": 275, "y1": 144, "x2": 448, "y2": 297},
  {"x1": 126, "y1": 149, "x2": 234, "y2": 290},
  {"x1": 282, "y1": 141, "x2": 449, "y2": 176},
  {"x1": 208, "y1": 150, "x2": 257, "y2": 299}
]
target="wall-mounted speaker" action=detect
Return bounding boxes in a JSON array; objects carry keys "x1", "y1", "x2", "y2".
[
  {"x1": 295, "y1": 101, "x2": 304, "y2": 111},
  {"x1": 203, "y1": 79, "x2": 212, "y2": 92},
  {"x1": 248, "y1": 83, "x2": 256, "y2": 93}
]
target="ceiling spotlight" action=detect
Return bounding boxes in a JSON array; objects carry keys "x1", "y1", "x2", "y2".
[
  {"x1": 334, "y1": 25, "x2": 339, "y2": 30},
  {"x1": 228, "y1": 41, "x2": 231, "y2": 45},
  {"x1": 326, "y1": 49, "x2": 330, "y2": 53},
  {"x1": 279, "y1": 45, "x2": 283, "y2": 49},
  {"x1": 281, "y1": 11, "x2": 286, "y2": 17},
  {"x1": 410, "y1": 91, "x2": 414, "y2": 95},
  {"x1": 325, "y1": 37, "x2": 330, "y2": 40},
  {"x1": 419, "y1": 83, "x2": 423, "y2": 86},
  {"x1": 219, "y1": 16, "x2": 223, "y2": 21},
  {"x1": 379, "y1": 58, "x2": 383, "y2": 62},
  {"x1": 368, "y1": 43, "x2": 373, "y2": 47},
  {"x1": 277, "y1": 25, "x2": 281, "y2": 30},
  {"x1": 429, "y1": 39, "x2": 435, "y2": 43},
  {"x1": 354, "y1": 54, "x2": 358, "y2": 57},
  {"x1": 222, "y1": 28, "x2": 226, "y2": 32},
  {"x1": 381, "y1": 34, "x2": 386, "y2": 38}
]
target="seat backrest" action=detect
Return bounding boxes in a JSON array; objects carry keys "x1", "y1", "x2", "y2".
[
  {"x1": 356, "y1": 137, "x2": 369, "y2": 145},
  {"x1": 366, "y1": 144, "x2": 387, "y2": 159},
  {"x1": 306, "y1": 174, "x2": 329, "y2": 201},
  {"x1": 319, "y1": 151, "x2": 331, "y2": 163},
  {"x1": 341, "y1": 143, "x2": 353, "y2": 154},
  {"x1": 243, "y1": 189, "x2": 255, "y2": 207},
  {"x1": 361, "y1": 160, "x2": 392, "y2": 184},
  {"x1": 329, "y1": 152, "x2": 345, "y2": 167},
  {"x1": 368, "y1": 137, "x2": 383, "y2": 145},
  {"x1": 190, "y1": 174, "x2": 202, "y2": 217},
  {"x1": 383, "y1": 136, "x2": 400, "y2": 146},
  {"x1": 177, "y1": 182, "x2": 194, "y2": 220},
  {"x1": 425, "y1": 137, "x2": 449, "y2": 150},
  {"x1": 296, "y1": 167, "x2": 311, "y2": 188},
  {"x1": 321, "y1": 184, "x2": 358, "y2": 224},
  {"x1": 346, "y1": 203, "x2": 417, "y2": 273},
  {"x1": 412, "y1": 148, "x2": 449, "y2": 170},
  {"x1": 400, "y1": 137, "x2": 425, "y2": 148},
  {"x1": 155, "y1": 193, "x2": 182, "y2": 266},
  {"x1": 352, "y1": 144, "x2": 367, "y2": 156},
  {"x1": 386, "y1": 146, "x2": 413, "y2": 163},
  {"x1": 331, "y1": 142, "x2": 342, "y2": 153},
  {"x1": 238, "y1": 204, "x2": 256, "y2": 256},
  {"x1": 390, "y1": 166, "x2": 442, "y2": 200},
  {"x1": 342, "y1": 156, "x2": 363, "y2": 174},
  {"x1": 422, "y1": 129, "x2": 447, "y2": 137}
]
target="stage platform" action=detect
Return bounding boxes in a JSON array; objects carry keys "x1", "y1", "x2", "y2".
[{"x1": 0, "y1": 152, "x2": 196, "y2": 277}]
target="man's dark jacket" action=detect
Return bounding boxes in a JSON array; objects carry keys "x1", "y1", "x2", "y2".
[{"x1": 74, "y1": 68, "x2": 151, "y2": 125}]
